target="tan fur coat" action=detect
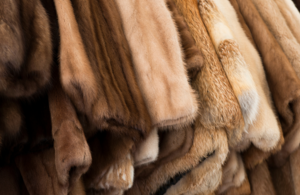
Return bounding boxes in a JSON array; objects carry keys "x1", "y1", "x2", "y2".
[
  {"x1": 54, "y1": 0, "x2": 151, "y2": 141},
  {"x1": 172, "y1": 0, "x2": 244, "y2": 148},
  {"x1": 114, "y1": 0, "x2": 198, "y2": 130},
  {"x1": 199, "y1": 0, "x2": 280, "y2": 152},
  {"x1": 0, "y1": 0, "x2": 52, "y2": 98}
]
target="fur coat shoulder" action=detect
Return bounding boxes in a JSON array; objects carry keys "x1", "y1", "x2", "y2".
[
  {"x1": 0, "y1": 0, "x2": 52, "y2": 98},
  {"x1": 114, "y1": 0, "x2": 198, "y2": 130},
  {"x1": 172, "y1": 0, "x2": 245, "y2": 147}
]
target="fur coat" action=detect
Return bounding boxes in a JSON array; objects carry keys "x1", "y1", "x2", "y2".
[
  {"x1": 198, "y1": 0, "x2": 259, "y2": 134},
  {"x1": 252, "y1": 0, "x2": 300, "y2": 79},
  {"x1": 54, "y1": 0, "x2": 151, "y2": 140},
  {"x1": 114, "y1": 0, "x2": 199, "y2": 130},
  {"x1": 235, "y1": 0, "x2": 300, "y2": 166},
  {"x1": 222, "y1": 178, "x2": 251, "y2": 195},
  {"x1": 83, "y1": 132, "x2": 134, "y2": 192},
  {"x1": 172, "y1": 0, "x2": 244, "y2": 148},
  {"x1": 199, "y1": 0, "x2": 280, "y2": 152},
  {"x1": 15, "y1": 149, "x2": 86, "y2": 195},
  {"x1": 0, "y1": 0, "x2": 52, "y2": 98},
  {"x1": 48, "y1": 74, "x2": 92, "y2": 191},
  {"x1": 126, "y1": 125, "x2": 228, "y2": 195},
  {"x1": 273, "y1": 0, "x2": 300, "y2": 44},
  {"x1": 217, "y1": 151, "x2": 247, "y2": 194}
]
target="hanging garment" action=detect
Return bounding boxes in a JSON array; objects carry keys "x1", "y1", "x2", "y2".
[
  {"x1": 114, "y1": 0, "x2": 199, "y2": 130},
  {"x1": 48, "y1": 74, "x2": 92, "y2": 191},
  {"x1": 199, "y1": 0, "x2": 280, "y2": 152},
  {"x1": 222, "y1": 178, "x2": 251, "y2": 195},
  {"x1": 172, "y1": 0, "x2": 244, "y2": 148},
  {"x1": 236, "y1": 0, "x2": 300, "y2": 166},
  {"x1": 54, "y1": 0, "x2": 152, "y2": 140},
  {"x1": 133, "y1": 128, "x2": 159, "y2": 167},
  {"x1": 83, "y1": 132, "x2": 134, "y2": 192},
  {"x1": 0, "y1": 99, "x2": 22, "y2": 149},
  {"x1": 273, "y1": 0, "x2": 300, "y2": 44},
  {"x1": 126, "y1": 125, "x2": 228, "y2": 195},
  {"x1": 197, "y1": 0, "x2": 259, "y2": 133},
  {"x1": 217, "y1": 151, "x2": 247, "y2": 194},
  {"x1": 252, "y1": 0, "x2": 300, "y2": 79},
  {"x1": 0, "y1": 0, "x2": 52, "y2": 98},
  {"x1": 249, "y1": 162, "x2": 276, "y2": 195}
]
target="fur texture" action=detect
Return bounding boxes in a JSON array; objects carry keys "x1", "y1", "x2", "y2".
[
  {"x1": 83, "y1": 132, "x2": 134, "y2": 191},
  {"x1": 126, "y1": 124, "x2": 228, "y2": 195},
  {"x1": 198, "y1": 0, "x2": 259, "y2": 130},
  {"x1": 218, "y1": 152, "x2": 246, "y2": 194},
  {"x1": 48, "y1": 75, "x2": 92, "y2": 190},
  {"x1": 200, "y1": 0, "x2": 280, "y2": 152},
  {"x1": 252, "y1": 0, "x2": 300, "y2": 79},
  {"x1": 172, "y1": 0, "x2": 244, "y2": 148},
  {"x1": 274, "y1": 0, "x2": 300, "y2": 44},
  {"x1": 248, "y1": 161, "x2": 276, "y2": 195},
  {"x1": 236, "y1": 0, "x2": 300, "y2": 166},
  {"x1": 55, "y1": 0, "x2": 152, "y2": 140},
  {"x1": 134, "y1": 128, "x2": 159, "y2": 167},
  {"x1": 0, "y1": 165, "x2": 23, "y2": 195},
  {"x1": 114, "y1": 0, "x2": 198, "y2": 130},
  {"x1": 0, "y1": 0, "x2": 52, "y2": 98},
  {"x1": 223, "y1": 178, "x2": 251, "y2": 195}
]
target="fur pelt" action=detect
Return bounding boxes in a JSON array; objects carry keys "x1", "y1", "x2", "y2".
[
  {"x1": 222, "y1": 178, "x2": 251, "y2": 195},
  {"x1": 290, "y1": 148, "x2": 300, "y2": 195},
  {"x1": 134, "y1": 126, "x2": 194, "y2": 179},
  {"x1": 252, "y1": 0, "x2": 300, "y2": 79},
  {"x1": 218, "y1": 151, "x2": 246, "y2": 194},
  {"x1": 236, "y1": 0, "x2": 300, "y2": 166},
  {"x1": 172, "y1": 0, "x2": 244, "y2": 148},
  {"x1": 114, "y1": 0, "x2": 199, "y2": 130},
  {"x1": 274, "y1": 0, "x2": 300, "y2": 44},
  {"x1": 248, "y1": 161, "x2": 276, "y2": 195},
  {"x1": 199, "y1": 0, "x2": 280, "y2": 152},
  {"x1": 54, "y1": 0, "x2": 151, "y2": 140},
  {"x1": 0, "y1": 165, "x2": 23, "y2": 195},
  {"x1": 166, "y1": 0, "x2": 204, "y2": 80},
  {"x1": 0, "y1": 0, "x2": 52, "y2": 98},
  {"x1": 87, "y1": 189, "x2": 124, "y2": 195},
  {"x1": 15, "y1": 149, "x2": 68, "y2": 195},
  {"x1": 83, "y1": 132, "x2": 134, "y2": 191},
  {"x1": 134, "y1": 128, "x2": 159, "y2": 167},
  {"x1": 48, "y1": 74, "x2": 92, "y2": 191},
  {"x1": 126, "y1": 124, "x2": 228, "y2": 195},
  {"x1": 198, "y1": 0, "x2": 259, "y2": 131}
]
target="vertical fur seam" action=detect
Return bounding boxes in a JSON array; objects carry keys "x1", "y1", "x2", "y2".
[
  {"x1": 114, "y1": 0, "x2": 199, "y2": 130},
  {"x1": 0, "y1": 0, "x2": 52, "y2": 98},
  {"x1": 172, "y1": 0, "x2": 245, "y2": 148}
]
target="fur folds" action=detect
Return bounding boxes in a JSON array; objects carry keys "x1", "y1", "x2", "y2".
[
  {"x1": 172, "y1": 0, "x2": 244, "y2": 148},
  {"x1": 114, "y1": 0, "x2": 199, "y2": 130},
  {"x1": 273, "y1": 0, "x2": 300, "y2": 44},
  {"x1": 48, "y1": 75, "x2": 92, "y2": 191},
  {"x1": 198, "y1": 0, "x2": 259, "y2": 129},
  {"x1": 126, "y1": 124, "x2": 228, "y2": 195},
  {"x1": 200, "y1": 0, "x2": 280, "y2": 152},
  {"x1": 218, "y1": 151, "x2": 247, "y2": 194},
  {"x1": 54, "y1": 0, "x2": 151, "y2": 139},
  {"x1": 252, "y1": 0, "x2": 300, "y2": 79},
  {"x1": 236, "y1": 0, "x2": 300, "y2": 166},
  {"x1": 0, "y1": 0, "x2": 52, "y2": 98}
]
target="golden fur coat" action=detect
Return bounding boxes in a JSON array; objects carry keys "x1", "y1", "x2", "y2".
[{"x1": 114, "y1": 0, "x2": 198, "y2": 130}]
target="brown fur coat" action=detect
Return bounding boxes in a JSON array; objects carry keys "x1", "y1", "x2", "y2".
[
  {"x1": 0, "y1": 0, "x2": 52, "y2": 98},
  {"x1": 114, "y1": 0, "x2": 199, "y2": 130},
  {"x1": 236, "y1": 0, "x2": 300, "y2": 166},
  {"x1": 48, "y1": 75, "x2": 92, "y2": 191},
  {"x1": 172, "y1": 0, "x2": 244, "y2": 148},
  {"x1": 54, "y1": 0, "x2": 151, "y2": 140},
  {"x1": 252, "y1": 0, "x2": 300, "y2": 79}
]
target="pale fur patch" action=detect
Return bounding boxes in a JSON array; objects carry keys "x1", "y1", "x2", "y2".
[{"x1": 134, "y1": 128, "x2": 159, "y2": 167}]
